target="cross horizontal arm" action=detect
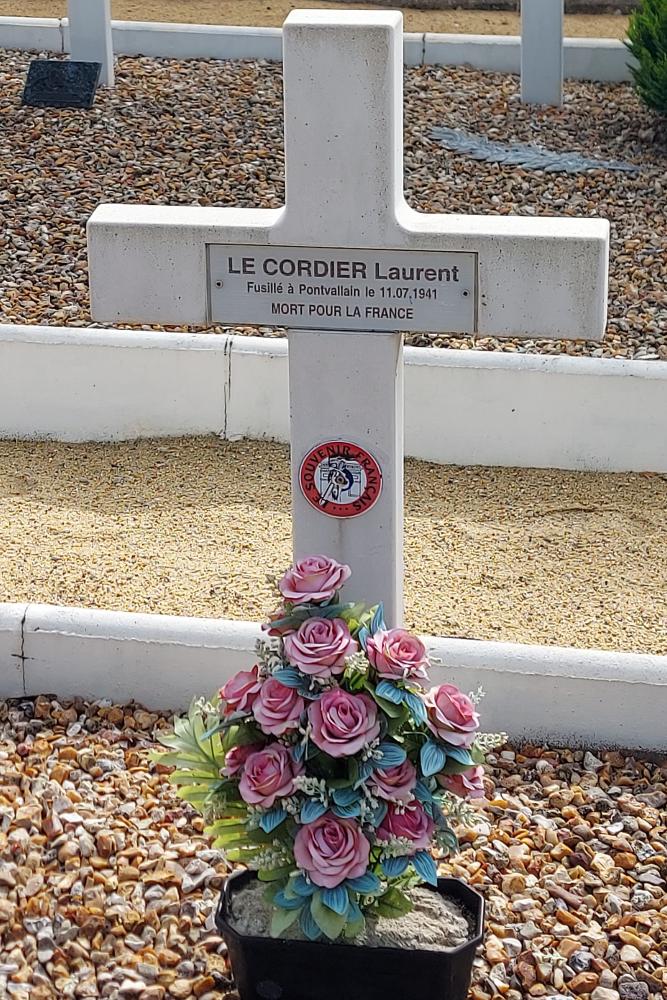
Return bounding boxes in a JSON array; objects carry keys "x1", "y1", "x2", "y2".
[
  {"x1": 87, "y1": 9, "x2": 609, "y2": 341},
  {"x1": 88, "y1": 202, "x2": 608, "y2": 340}
]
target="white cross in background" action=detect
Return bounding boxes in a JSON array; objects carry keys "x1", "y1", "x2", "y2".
[{"x1": 87, "y1": 10, "x2": 609, "y2": 627}]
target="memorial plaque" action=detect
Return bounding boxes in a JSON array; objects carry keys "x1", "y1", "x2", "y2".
[
  {"x1": 208, "y1": 245, "x2": 477, "y2": 333},
  {"x1": 23, "y1": 60, "x2": 102, "y2": 110}
]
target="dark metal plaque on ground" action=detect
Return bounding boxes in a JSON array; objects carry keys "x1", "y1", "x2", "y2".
[{"x1": 22, "y1": 60, "x2": 102, "y2": 110}]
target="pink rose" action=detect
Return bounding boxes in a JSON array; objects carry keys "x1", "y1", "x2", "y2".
[
  {"x1": 253, "y1": 677, "x2": 305, "y2": 736},
  {"x1": 437, "y1": 766, "x2": 486, "y2": 801},
  {"x1": 425, "y1": 684, "x2": 479, "y2": 748},
  {"x1": 238, "y1": 744, "x2": 303, "y2": 807},
  {"x1": 220, "y1": 665, "x2": 261, "y2": 716},
  {"x1": 294, "y1": 814, "x2": 370, "y2": 888},
  {"x1": 223, "y1": 743, "x2": 262, "y2": 777},
  {"x1": 283, "y1": 617, "x2": 358, "y2": 678},
  {"x1": 278, "y1": 556, "x2": 351, "y2": 605},
  {"x1": 366, "y1": 629, "x2": 429, "y2": 683},
  {"x1": 370, "y1": 759, "x2": 417, "y2": 804},
  {"x1": 308, "y1": 690, "x2": 380, "y2": 758},
  {"x1": 377, "y1": 802, "x2": 435, "y2": 854}
]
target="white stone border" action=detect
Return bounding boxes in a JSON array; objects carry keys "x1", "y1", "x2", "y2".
[
  {"x1": 0, "y1": 16, "x2": 633, "y2": 82},
  {"x1": 1, "y1": 325, "x2": 666, "y2": 472},
  {"x1": 1, "y1": 601, "x2": 665, "y2": 749}
]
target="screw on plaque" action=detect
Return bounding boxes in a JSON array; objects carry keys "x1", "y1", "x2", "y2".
[
  {"x1": 216, "y1": 280, "x2": 224, "y2": 288},
  {"x1": 462, "y1": 290, "x2": 469, "y2": 297}
]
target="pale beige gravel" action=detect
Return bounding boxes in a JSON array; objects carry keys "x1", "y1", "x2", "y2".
[
  {"x1": 0, "y1": 0, "x2": 630, "y2": 38},
  {"x1": 0, "y1": 438, "x2": 665, "y2": 654}
]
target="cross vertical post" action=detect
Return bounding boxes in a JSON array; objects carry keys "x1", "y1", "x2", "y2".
[
  {"x1": 68, "y1": 0, "x2": 114, "y2": 87},
  {"x1": 280, "y1": 12, "x2": 406, "y2": 625}
]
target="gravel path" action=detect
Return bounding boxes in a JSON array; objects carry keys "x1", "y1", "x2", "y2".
[
  {"x1": 1, "y1": 697, "x2": 665, "y2": 1000},
  {"x1": 0, "y1": 1, "x2": 630, "y2": 37},
  {"x1": 0, "y1": 52, "x2": 665, "y2": 358},
  {"x1": 1, "y1": 438, "x2": 666, "y2": 654}
]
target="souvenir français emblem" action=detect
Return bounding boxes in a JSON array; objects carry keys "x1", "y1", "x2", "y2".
[{"x1": 299, "y1": 441, "x2": 383, "y2": 519}]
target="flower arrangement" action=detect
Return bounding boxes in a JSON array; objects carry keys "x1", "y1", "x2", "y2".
[{"x1": 157, "y1": 555, "x2": 499, "y2": 943}]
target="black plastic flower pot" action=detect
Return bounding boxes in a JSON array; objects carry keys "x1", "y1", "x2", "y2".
[{"x1": 215, "y1": 869, "x2": 485, "y2": 1000}]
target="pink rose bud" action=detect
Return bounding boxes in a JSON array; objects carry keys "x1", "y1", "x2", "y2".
[
  {"x1": 283, "y1": 617, "x2": 358, "y2": 678},
  {"x1": 253, "y1": 677, "x2": 305, "y2": 737},
  {"x1": 437, "y1": 765, "x2": 486, "y2": 801},
  {"x1": 377, "y1": 801, "x2": 435, "y2": 855},
  {"x1": 308, "y1": 689, "x2": 380, "y2": 758},
  {"x1": 238, "y1": 744, "x2": 303, "y2": 808},
  {"x1": 294, "y1": 813, "x2": 370, "y2": 888},
  {"x1": 366, "y1": 629, "x2": 429, "y2": 683},
  {"x1": 278, "y1": 555, "x2": 352, "y2": 605},
  {"x1": 370, "y1": 759, "x2": 417, "y2": 804},
  {"x1": 220, "y1": 665, "x2": 262, "y2": 716},
  {"x1": 424, "y1": 684, "x2": 480, "y2": 748},
  {"x1": 222, "y1": 742, "x2": 263, "y2": 777}
]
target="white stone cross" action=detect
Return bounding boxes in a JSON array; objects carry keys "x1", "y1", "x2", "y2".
[
  {"x1": 68, "y1": 0, "x2": 114, "y2": 88},
  {"x1": 521, "y1": 0, "x2": 564, "y2": 107},
  {"x1": 87, "y1": 10, "x2": 609, "y2": 627}
]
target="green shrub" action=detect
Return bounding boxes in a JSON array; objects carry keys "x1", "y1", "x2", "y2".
[{"x1": 626, "y1": 0, "x2": 667, "y2": 113}]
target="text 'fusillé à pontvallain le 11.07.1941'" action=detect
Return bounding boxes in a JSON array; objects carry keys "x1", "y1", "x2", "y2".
[{"x1": 207, "y1": 245, "x2": 477, "y2": 333}]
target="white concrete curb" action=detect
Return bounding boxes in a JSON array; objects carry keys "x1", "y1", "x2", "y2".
[
  {"x1": 0, "y1": 603, "x2": 26, "y2": 699},
  {"x1": 1, "y1": 601, "x2": 664, "y2": 749},
  {"x1": 0, "y1": 16, "x2": 633, "y2": 82},
  {"x1": 2, "y1": 325, "x2": 666, "y2": 472},
  {"x1": 0, "y1": 15, "x2": 62, "y2": 52}
]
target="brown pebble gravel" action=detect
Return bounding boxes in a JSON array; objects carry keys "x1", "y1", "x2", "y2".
[
  {"x1": 1, "y1": 438, "x2": 666, "y2": 654},
  {"x1": 0, "y1": 52, "x2": 665, "y2": 358},
  {"x1": 1, "y1": 697, "x2": 665, "y2": 1000}
]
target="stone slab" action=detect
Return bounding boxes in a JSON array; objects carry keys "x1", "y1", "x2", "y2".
[{"x1": 22, "y1": 58, "x2": 100, "y2": 109}]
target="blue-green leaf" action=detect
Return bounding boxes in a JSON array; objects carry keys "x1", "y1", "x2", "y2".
[
  {"x1": 343, "y1": 896, "x2": 366, "y2": 938},
  {"x1": 311, "y1": 891, "x2": 347, "y2": 940},
  {"x1": 300, "y1": 799, "x2": 328, "y2": 824},
  {"x1": 300, "y1": 905, "x2": 322, "y2": 941},
  {"x1": 444, "y1": 745, "x2": 475, "y2": 767},
  {"x1": 270, "y1": 905, "x2": 301, "y2": 937},
  {"x1": 375, "y1": 742, "x2": 407, "y2": 767},
  {"x1": 292, "y1": 742, "x2": 306, "y2": 763},
  {"x1": 331, "y1": 801, "x2": 361, "y2": 818},
  {"x1": 420, "y1": 740, "x2": 447, "y2": 777},
  {"x1": 369, "y1": 800, "x2": 388, "y2": 827},
  {"x1": 317, "y1": 602, "x2": 351, "y2": 619},
  {"x1": 273, "y1": 889, "x2": 305, "y2": 910},
  {"x1": 322, "y1": 885, "x2": 350, "y2": 916},
  {"x1": 290, "y1": 873, "x2": 316, "y2": 897},
  {"x1": 272, "y1": 667, "x2": 303, "y2": 688},
  {"x1": 332, "y1": 786, "x2": 361, "y2": 807},
  {"x1": 259, "y1": 807, "x2": 287, "y2": 833},
  {"x1": 371, "y1": 603, "x2": 386, "y2": 634},
  {"x1": 357, "y1": 760, "x2": 374, "y2": 781},
  {"x1": 403, "y1": 690, "x2": 427, "y2": 724},
  {"x1": 382, "y1": 855, "x2": 410, "y2": 877},
  {"x1": 412, "y1": 850, "x2": 438, "y2": 886},
  {"x1": 346, "y1": 871, "x2": 382, "y2": 895},
  {"x1": 357, "y1": 625, "x2": 370, "y2": 651},
  {"x1": 375, "y1": 680, "x2": 403, "y2": 705},
  {"x1": 414, "y1": 779, "x2": 435, "y2": 803}
]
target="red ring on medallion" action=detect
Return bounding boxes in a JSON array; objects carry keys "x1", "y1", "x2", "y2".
[{"x1": 299, "y1": 440, "x2": 383, "y2": 519}]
